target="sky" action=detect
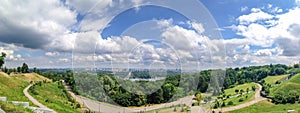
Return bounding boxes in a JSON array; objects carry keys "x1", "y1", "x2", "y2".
[{"x1": 0, "y1": 0, "x2": 300, "y2": 70}]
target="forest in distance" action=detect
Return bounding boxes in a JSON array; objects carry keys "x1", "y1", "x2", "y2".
[{"x1": 38, "y1": 63, "x2": 300, "y2": 107}]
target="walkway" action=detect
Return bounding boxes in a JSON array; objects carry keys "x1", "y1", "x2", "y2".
[{"x1": 23, "y1": 84, "x2": 57, "y2": 113}]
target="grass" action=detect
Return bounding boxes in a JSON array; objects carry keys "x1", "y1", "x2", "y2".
[
  {"x1": 263, "y1": 74, "x2": 289, "y2": 85},
  {"x1": 0, "y1": 72, "x2": 57, "y2": 113},
  {"x1": 29, "y1": 81, "x2": 82, "y2": 113},
  {"x1": 0, "y1": 101, "x2": 34, "y2": 113},
  {"x1": 145, "y1": 105, "x2": 188, "y2": 113},
  {"x1": 224, "y1": 83, "x2": 257, "y2": 96},
  {"x1": 11, "y1": 73, "x2": 51, "y2": 82},
  {"x1": 221, "y1": 92, "x2": 255, "y2": 107},
  {"x1": 270, "y1": 74, "x2": 300, "y2": 96},
  {"x1": 210, "y1": 83, "x2": 257, "y2": 108},
  {"x1": 0, "y1": 73, "x2": 32, "y2": 105},
  {"x1": 227, "y1": 100, "x2": 300, "y2": 113}
]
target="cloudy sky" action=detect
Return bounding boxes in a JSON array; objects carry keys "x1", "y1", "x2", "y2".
[{"x1": 0, "y1": 0, "x2": 300, "y2": 70}]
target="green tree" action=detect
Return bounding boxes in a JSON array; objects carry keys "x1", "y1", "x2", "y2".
[
  {"x1": 162, "y1": 83, "x2": 176, "y2": 102},
  {"x1": 235, "y1": 89, "x2": 239, "y2": 95},
  {"x1": 21, "y1": 63, "x2": 29, "y2": 73},
  {"x1": 195, "y1": 93, "x2": 204, "y2": 105},
  {"x1": 0, "y1": 52, "x2": 6, "y2": 69}
]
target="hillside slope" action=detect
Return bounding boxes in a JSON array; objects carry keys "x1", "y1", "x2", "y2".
[
  {"x1": 0, "y1": 72, "x2": 50, "y2": 104},
  {"x1": 270, "y1": 74, "x2": 300, "y2": 96}
]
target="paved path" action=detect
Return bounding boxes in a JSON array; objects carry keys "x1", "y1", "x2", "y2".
[
  {"x1": 191, "y1": 106, "x2": 206, "y2": 113},
  {"x1": 214, "y1": 83, "x2": 267, "y2": 112},
  {"x1": 0, "y1": 108, "x2": 5, "y2": 113},
  {"x1": 23, "y1": 84, "x2": 57, "y2": 113},
  {"x1": 63, "y1": 81, "x2": 196, "y2": 113}
]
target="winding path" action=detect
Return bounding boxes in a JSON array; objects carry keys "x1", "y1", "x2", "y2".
[
  {"x1": 0, "y1": 108, "x2": 5, "y2": 113},
  {"x1": 214, "y1": 83, "x2": 267, "y2": 112},
  {"x1": 63, "y1": 81, "x2": 198, "y2": 113},
  {"x1": 23, "y1": 84, "x2": 57, "y2": 113}
]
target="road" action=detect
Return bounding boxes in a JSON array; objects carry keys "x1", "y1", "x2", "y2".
[
  {"x1": 23, "y1": 84, "x2": 57, "y2": 113},
  {"x1": 63, "y1": 81, "x2": 203, "y2": 113},
  {"x1": 214, "y1": 83, "x2": 267, "y2": 112},
  {"x1": 0, "y1": 108, "x2": 5, "y2": 113}
]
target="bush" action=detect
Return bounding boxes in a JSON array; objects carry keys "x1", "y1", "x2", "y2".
[
  {"x1": 238, "y1": 98, "x2": 244, "y2": 102},
  {"x1": 221, "y1": 102, "x2": 226, "y2": 107},
  {"x1": 228, "y1": 101, "x2": 234, "y2": 105}
]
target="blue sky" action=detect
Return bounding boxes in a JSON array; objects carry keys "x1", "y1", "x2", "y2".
[{"x1": 0, "y1": 0, "x2": 300, "y2": 69}]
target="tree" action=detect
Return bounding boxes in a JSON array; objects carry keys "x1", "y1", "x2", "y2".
[
  {"x1": 275, "y1": 67, "x2": 285, "y2": 75},
  {"x1": 195, "y1": 93, "x2": 204, "y2": 105},
  {"x1": 21, "y1": 63, "x2": 29, "y2": 73},
  {"x1": 227, "y1": 101, "x2": 233, "y2": 105},
  {"x1": 240, "y1": 89, "x2": 244, "y2": 96},
  {"x1": 0, "y1": 52, "x2": 6, "y2": 69},
  {"x1": 294, "y1": 64, "x2": 299, "y2": 68},
  {"x1": 235, "y1": 89, "x2": 239, "y2": 95},
  {"x1": 17, "y1": 67, "x2": 21, "y2": 73},
  {"x1": 251, "y1": 86, "x2": 256, "y2": 91},
  {"x1": 162, "y1": 83, "x2": 176, "y2": 102},
  {"x1": 246, "y1": 88, "x2": 249, "y2": 93}
]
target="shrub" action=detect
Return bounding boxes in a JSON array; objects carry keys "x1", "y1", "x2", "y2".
[
  {"x1": 238, "y1": 98, "x2": 244, "y2": 102},
  {"x1": 228, "y1": 101, "x2": 234, "y2": 105}
]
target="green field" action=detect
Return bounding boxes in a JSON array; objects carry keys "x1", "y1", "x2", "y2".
[
  {"x1": 224, "y1": 83, "x2": 257, "y2": 96},
  {"x1": 227, "y1": 100, "x2": 300, "y2": 113},
  {"x1": 270, "y1": 74, "x2": 300, "y2": 96},
  {"x1": 263, "y1": 74, "x2": 289, "y2": 85},
  {"x1": 29, "y1": 81, "x2": 82, "y2": 113}
]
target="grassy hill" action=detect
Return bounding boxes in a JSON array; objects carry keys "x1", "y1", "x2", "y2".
[
  {"x1": 270, "y1": 74, "x2": 300, "y2": 96},
  {"x1": 211, "y1": 83, "x2": 257, "y2": 108},
  {"x1": 228, "y1": 100, "x2": 300, "y2": 113},
  {"x1": 0, "y1": 72, "x2": 32, "y2": 104},
  {"x1": 29, "y1": 81, "x2": 83, "y2": 113},
  {"x1": 229, "y1": 74, "x2": 300, "y2": 113},
  {"x1": 263, "y1": 74, "x2": 289, "y2": 85},
  {"x1": 11, "y1": 73, "x2": 51, "y2": 82},
  {"x1": 224, "y1": 83, "x2": 257, "y2": 96},
  {"x1": 0, "y1": 72, "x2": 50, "y2": 112}
]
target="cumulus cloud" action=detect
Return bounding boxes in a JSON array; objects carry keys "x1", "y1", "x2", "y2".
[
  {"x1": 237, "y1": 8, "x2": 274, "y2": 25},
  {"x1": 224, "y1": 6, "x2": 300, "y2": 67},
  {"x1": 0, "y1": 0, "x2": 77, "y2": 52},
  {"x1": 0, "y1": 47, "x2": 22, "y2": 61}
]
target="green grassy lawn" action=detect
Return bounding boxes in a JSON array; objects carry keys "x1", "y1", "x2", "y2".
[
  {"x1": 29, "y1": 82, "x2": 82, "y2": 113},
  {"x1": 263, "y1": 74, "x2": 289, "y2": 85},
  {"x1": 224, "y1": 83, "x2": 257, "y2": 96},
  {"x1": 270, "y1": 74, "x2": 300, "y2": 96},
  {"x1": 227, "y1": 100, "x2": 300, "y2": 113}
]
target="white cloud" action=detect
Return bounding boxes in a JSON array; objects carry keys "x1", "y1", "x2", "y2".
[
  {"x1": 0, "y1": 0, "x2": 77, "y2": 52},
  {"x1": 45, "y1": 52, "x2": 60, "y2": 57},
  {"x1": 58, "y1": 58, "x2": 70, "y2": 63},
  {"x1": 241, "y1": 6, "x2": 248, "y2": 12},
  {"x1": 237, "y1": 9, "x2": 274, "y2": 25},
  {"x1": 0, "y1": 47, "x2": 23, "y2": 61}
]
